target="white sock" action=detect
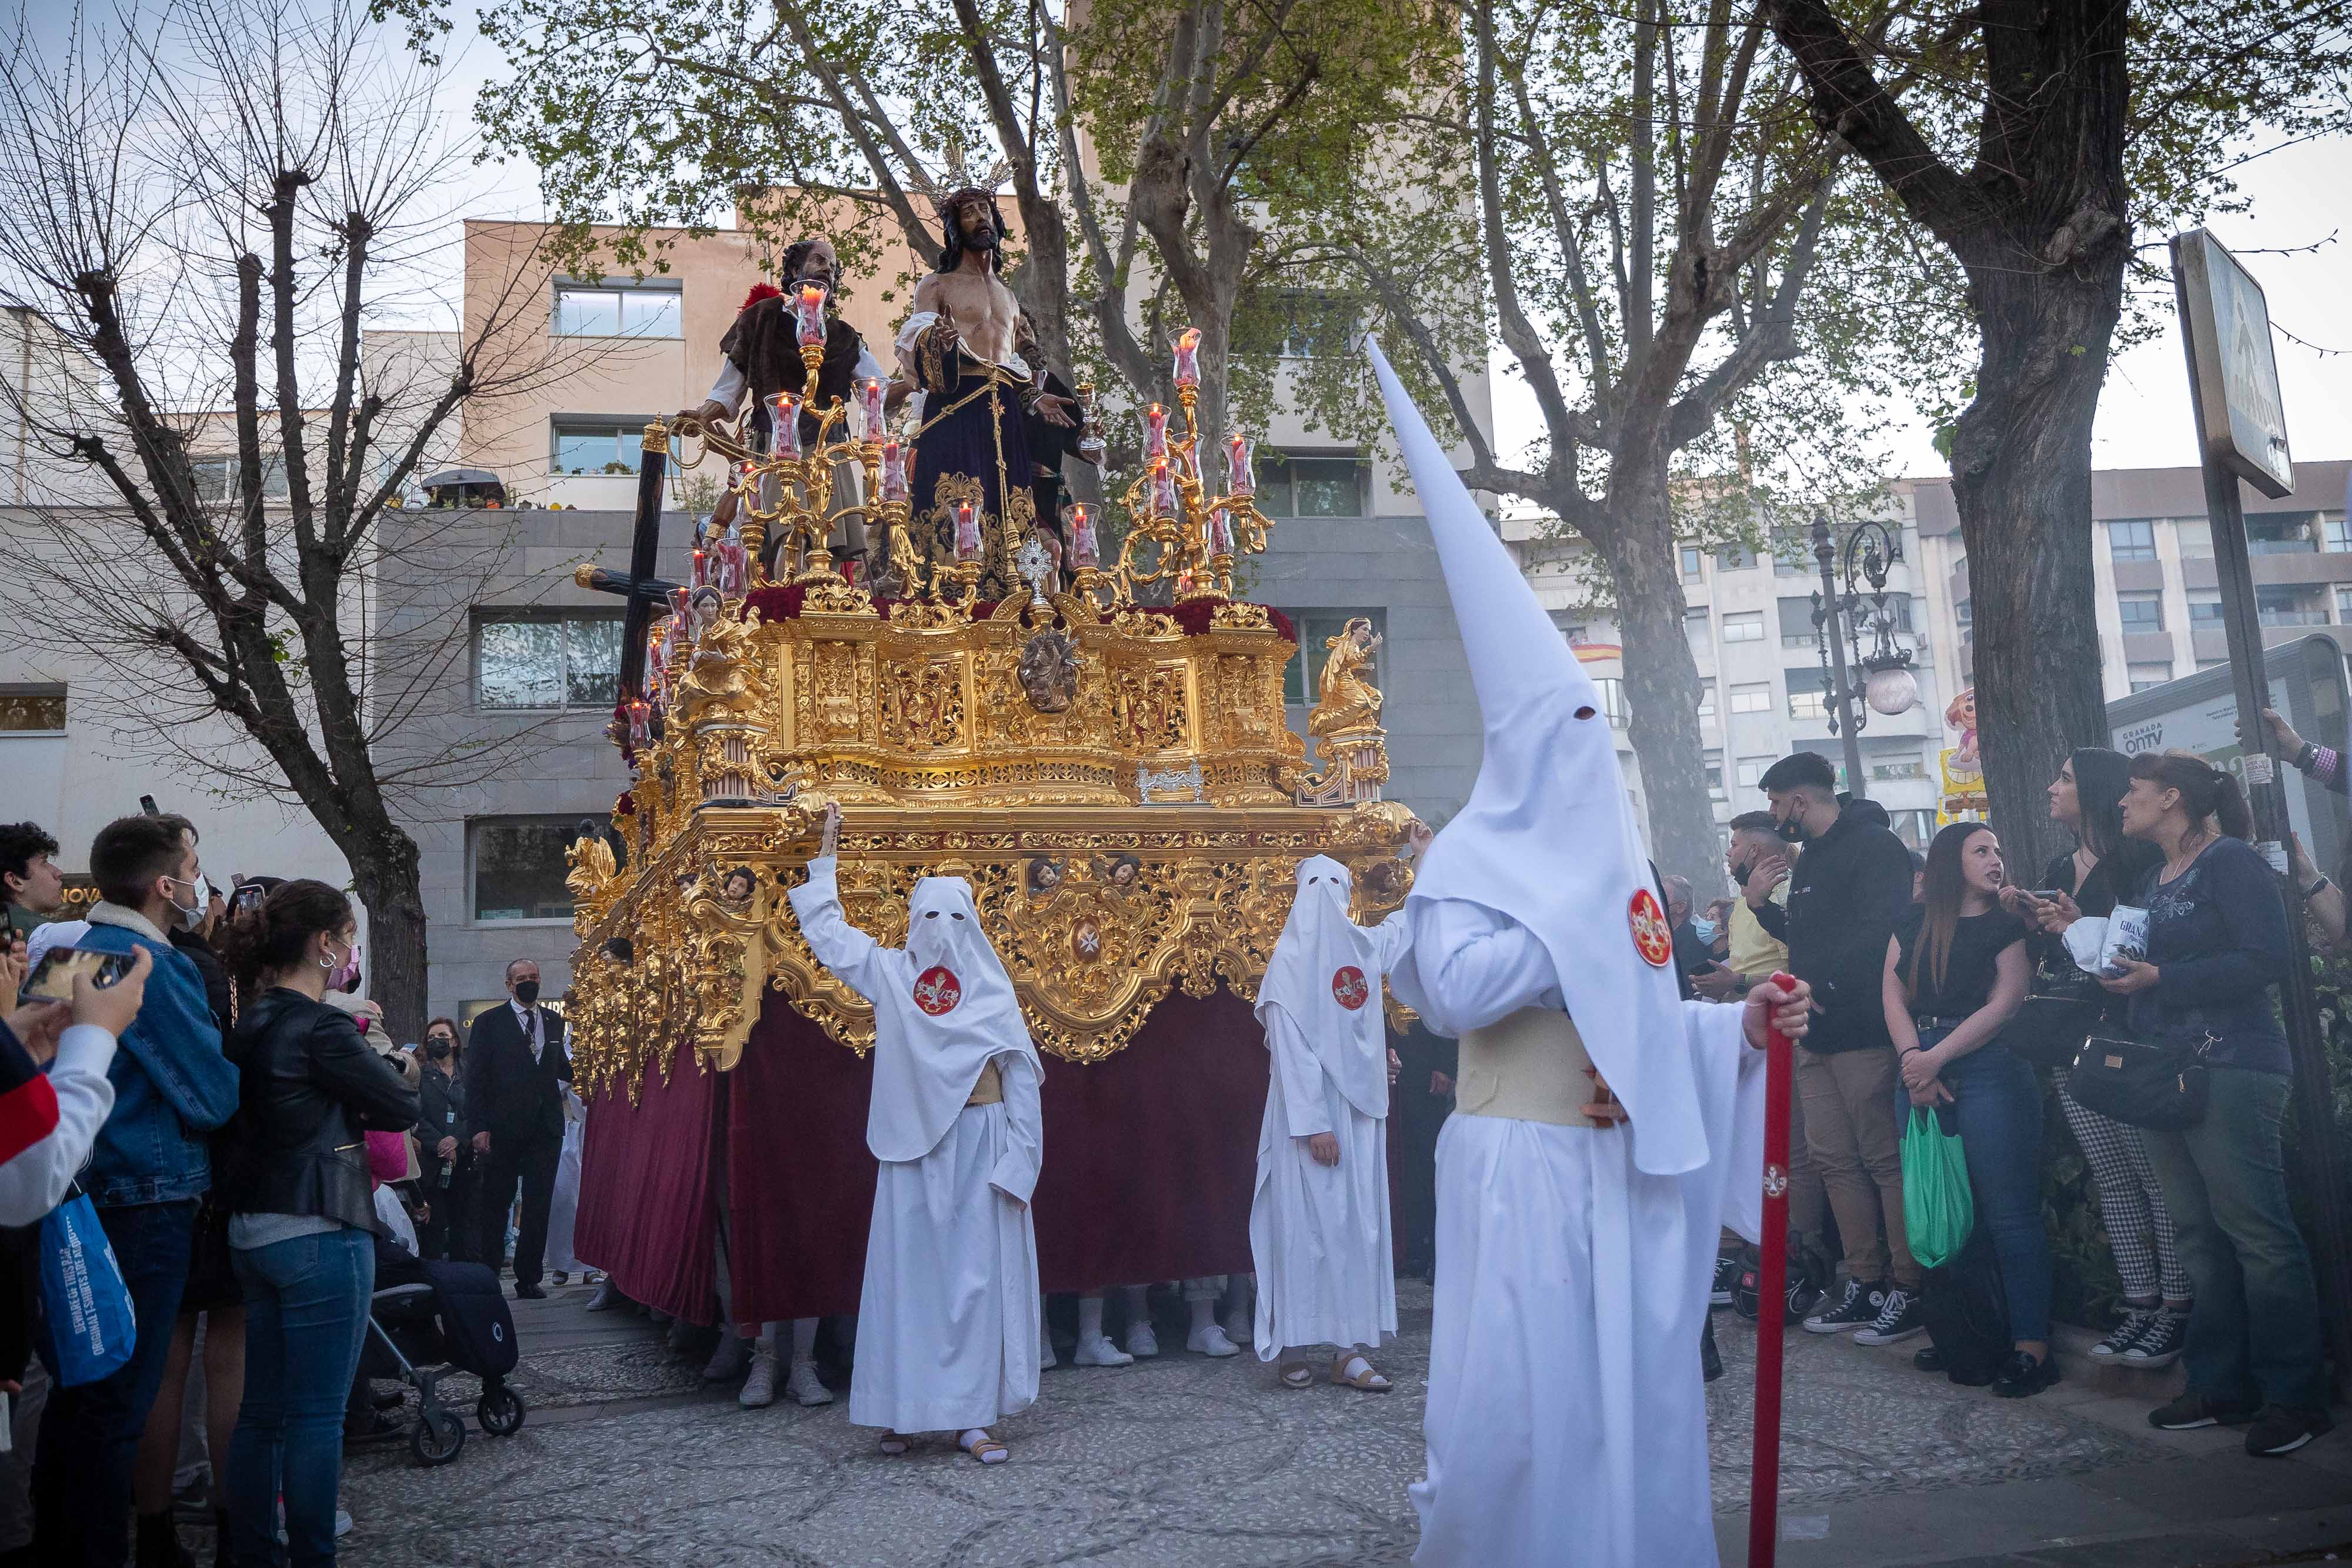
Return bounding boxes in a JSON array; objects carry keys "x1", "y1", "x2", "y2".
[
  {"x1": 756, "y1": 1320, "x2": 776, "y2": 1349},
  {"x1": 960, "y1": 1427, "x2": 990, "y2": 1448},
  {"x1": 1189, "y1": 1295, "x2": 1215, "y2": 1334},
  {"x1": 1078, "y1": 1296, "x2": 1105, "y2": 1340},
  {"x1": 791, "y1": 1318, "x2": 818, "y2": 1360}
]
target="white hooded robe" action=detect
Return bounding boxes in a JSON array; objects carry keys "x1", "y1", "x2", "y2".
[
  {"x1": 1366, "y1": 343, "x2": 1768, "y2": 1567},
  {"x1": 1248, "y1": 856, "x2": 1411, "y2": 1359},
  {"x1": 788, "y1": 858, "x2": 1045, "y2": 1434}
]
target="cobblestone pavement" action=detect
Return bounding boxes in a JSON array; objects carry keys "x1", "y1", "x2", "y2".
[{"x1": 300, "y1": 1277, "x2": 2352, "y2": 1568}]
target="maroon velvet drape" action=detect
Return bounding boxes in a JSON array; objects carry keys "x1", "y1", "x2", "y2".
[
  {"x1": 575, "y1": 1037, "x2": 719, "y2": 1323},
  {"x1": 719, "y1": 987, "x2": 1269, "y2": 1324}
]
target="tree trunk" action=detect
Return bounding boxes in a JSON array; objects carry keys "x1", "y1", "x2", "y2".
[
  {"x1": 346, "y1": 825, "x2": 429, "y2": 1045},
  {"x1": 1600, "y1": 470, "x2": 1726, "y2": 894},
  {"x1": 1947, "y1": 254, "x2": 2123, "y2": 877}
]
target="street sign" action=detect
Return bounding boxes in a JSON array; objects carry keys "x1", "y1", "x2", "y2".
[{"x1": 2173, "y1": 229, "x2": 2294, "y2": 499}]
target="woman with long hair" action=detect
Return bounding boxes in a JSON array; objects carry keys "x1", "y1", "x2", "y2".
[
  {"x1": 2098, "y1": 753, "x2": 2328, "y2": 1455},
  {"x1": 1882, "y1": 821, "x2": 2053, "y2": 1396},
  {"x1": 2003, "y1": 748, "x2": 2190, "y2": 1368},
  {"x1": 213, "y1": 881, "x2": 417, "y2": 1563}
]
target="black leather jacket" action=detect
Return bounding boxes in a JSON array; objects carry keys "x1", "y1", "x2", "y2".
[{"x1": 220, "y1": 989, "x2": 420, "y2": 1235}]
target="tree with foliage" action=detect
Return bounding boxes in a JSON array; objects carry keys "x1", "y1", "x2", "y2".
[
  {"x1": 1339, "y1": 0, "x2": 1929, "y2": 884},
  {"x1": 1758, "y1": 0, "x2": 2352, "y2": 870},
  {"x1": 0, "y1": 0, "x2": 590, "y2": 1038}
]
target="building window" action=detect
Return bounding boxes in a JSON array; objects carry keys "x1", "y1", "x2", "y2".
[
  {"x1": 1777, "y1": 597, "x2": 1820, "y2": 647},
  {"x1": 1729, "y1": 682, "x2": 1771, "y2": 714},
  {"x1": 1955, "y1": 599, "x2": 1973, "y2": 627},
  {"x1": 1734, "y1": 755, "x2": 1775, "y2": 791},
  {"x1": 2107, "y1": 519, "x2": 2158, "y2": 561},
  {"x1": 1716, "y1": 544, "x2": 1757, "y2": 571},
  {"x1": 1705, "y1": 750, "x2": 1725, "y2": 799},
  {"x1": 2246, "y1": 513, "x2": 2317, "y2": 554},
  {"x1": 1256, "y1": 290, "x2": 1357, "y2": 359},
  {"x1": 2190, "y1": 594, "x2": 2224, "y2": 626},
  {"x1": 1786, "y1": 667, "x2": 1829, "y2": 720},
  {"x1": 1721, "y1": 611, "x2": 1764, "y2": 643},
  {"x1": 2116, "y1": 592, "x2": 2164, "y2": 634},
  {"x1": 0, "y1": 685, "x2": 67, "y2": 734},
  {"x1": 1593, "y1": 677, "x2": 1629, "y2": 727},
  {"x1": 476, "y1": 611, "x2": 625, "y2": 710},
  {"x1": 1281, "y1": 609, "x2": 1383, "y2": 706},
  {"x1": 471, "y1": 817, "x2": 626, "y2": 922},
  {"x1": 1684, "y1": 604, "x2": 1711, "y2": 637},
  {"x1": 553, "y1": 282, "x2": 683, "y2": 339},
  {"x1": 2257, "y1": 584, "x2": 2327, "y2": 627},
  {"x1": 1886, "y1": 809, "x2": 1937, "y2": 850},
  {"x1": 1774, "y1": 543, "x2": 1813, "y2": 577},
  {"x1": 1696, "y1": 681, "x2": 1716, "y2": 720},
  {"x1": 189, "y1": 457, "x2": 290, "y2": 503},
  {"x1": 1256, "y1": 453, "x2": 1367, "y2": 519},
  {"x1": 2127, "y1": 661, "x2": 2174, "y2": 693},
  {"x1": 552, "y1": 420, "x2": 665, "y2": 476},
  {"x1": 2174, "y1": 519, "x2": 2214, "y2": 558},
  {"x1": 1872, "y1": 754, "x2": 1925, "y2": 781},
  {"x1": 1681, "y1": 547, "x2": 1704, "y2": 581},
  {"x1": 2325, "y1": 513, "x2": 2352, "y2": 553}
]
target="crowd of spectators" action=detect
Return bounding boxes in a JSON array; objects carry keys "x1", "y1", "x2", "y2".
[{"x1": 1674, "y1": 741, "x2": 2333, "y2": 1458}]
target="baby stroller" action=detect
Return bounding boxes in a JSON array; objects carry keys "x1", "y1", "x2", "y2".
[{"x1": 361, "y1": 1248, "x2": 526, "y2": 1466}]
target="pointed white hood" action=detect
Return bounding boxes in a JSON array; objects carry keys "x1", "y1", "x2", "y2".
[
  {"x1": 1255, "y1": 855, "x2": 1389, "y2": 1119},
  {"x1": 1369, "y1": 340, "x2": 1705, "y2": 1176}
]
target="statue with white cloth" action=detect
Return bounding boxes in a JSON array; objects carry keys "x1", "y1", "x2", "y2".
[
  {"x1": 1362, "y1": 342, "x2": 1814, "y2": 1566},
  {"x1": 786, "y1": 803, "x2": 1045, "y2": 1464}
]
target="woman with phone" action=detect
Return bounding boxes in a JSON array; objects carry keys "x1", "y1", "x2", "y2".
[
  {"x1": 2000, "y1": 748, "x2": 2187, "y2": 1370},
  {"x1": 1882, "y1": 822, "x2": 2052, "y2": 1396},
  {"x1": 215, "y1": 880, "x2": 417, "y2": 1564}
]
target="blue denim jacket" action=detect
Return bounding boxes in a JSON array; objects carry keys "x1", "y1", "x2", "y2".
[{"x1": 76, "y1": 907, "x2": 242, "y2": 1206}]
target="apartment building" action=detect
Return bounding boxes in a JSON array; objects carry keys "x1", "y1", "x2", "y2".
[
  {"x1": 1510, "y1": 506, "x2": 1956, "y2": 857},
  {"x1": 379, "y1": 216, "x2": 1492, "y2": 1021},
  {"x1": 1909, "y1": 461, "x2": 2352, "y2": 700}
]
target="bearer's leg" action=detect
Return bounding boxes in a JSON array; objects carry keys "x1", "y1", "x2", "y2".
[
  {"x1": 1074, "y1": 1295, "x2": 1132, "y2": 1366},
  {"x1": 1184, "y1": 1276, "x2": 1238, "y2": 1356}
]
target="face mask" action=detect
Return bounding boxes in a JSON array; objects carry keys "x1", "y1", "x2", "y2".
[
  {"x1": 327, "y1": 940, "x2": 362, "y2": 994},
  {"x1": 167, "y1": 872, "x2": 212, "y2": 931},
  {"x1": 1691, "y1": 917, "x2": 1718, "y2": 945},
  {"x1": 1775, "y1": 812, "x2": 1810, "y2": 845},
  {"x1": 513, "y1": 978, "x2": 541, "y2": 1007},
  {"x1": 1729, "y1": 858, "x2": 1754, "y2": 886},
  {"x1": 426, "y1": 1038, "x2": 453, "y2": 1060}
]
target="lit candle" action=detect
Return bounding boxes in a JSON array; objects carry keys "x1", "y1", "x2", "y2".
[
  {"x1": 668, "y1": 586, "x2": 691, "y2": 628},
  {"x1": 691, "y1": 547, "x2": 709, "y2": 591},
  {"x1": 1224, "y1": 432, "x2": 1254, "y2": 497},
  {"x1": 880, "y1": 439, "x2": 908, "y2": 503},
  {"x1": 953, "y1": 498, "x2": 981, "y2": 561},
  {"x1": 718, "y1": 520, "x2": 749, "y2": 594},
  {"x1": 797, "y1": 284, "x2": 826, "y2": 347},
  {"x1": 859, "y1": 378, "x2": 885, "y2": 442},
  {"x1": 1208, "y1": 504, "x2": 1235, "y2": 557},
  {"x1": 1071, "y1": 504, "x2": 1098, "y2": 569},
  {"x1": 1148, "y1": 459, "x2": 1178, "y2": 517},
  {"x1": 626, "y1": 699, "x2": 652, "y2": 750},
  {"x1": 1172, "y1": 327, "x2": 1201, "y2": 390},
  {"x1": 1174, "y1": 443, "x2": 1201, "y2": 489},
  {"x1": 767, "y1": 392, "x2": 801, "y2": 459},
  {"x1": 1142, "y1": 403, "x2": 1169, "y2": 462}
]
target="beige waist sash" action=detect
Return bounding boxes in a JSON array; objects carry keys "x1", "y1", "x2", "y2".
[
  {"x1": 1454, "y1": 1007, "x2": 1598, "y2": 1128},
  {"x1": 965, "y1": 1059, "x2": 1003, "y2": 1106}
]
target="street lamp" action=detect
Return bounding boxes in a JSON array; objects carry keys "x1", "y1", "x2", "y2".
[{"x1": 1810, "y1": 509, "x2": 1921, "y2": 798}]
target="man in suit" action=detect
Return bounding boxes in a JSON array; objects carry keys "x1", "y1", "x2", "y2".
[{"x1": 465, "y1": 959, "x2": 571, "y2": 1299}]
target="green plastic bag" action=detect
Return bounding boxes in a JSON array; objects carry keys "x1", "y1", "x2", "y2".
[{"x1": 1900, "y1": 1105, "x2": 1974, "y2": 1270}]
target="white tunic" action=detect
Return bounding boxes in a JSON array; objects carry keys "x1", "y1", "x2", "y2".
[
  {"x1": 1394, "y1": 898, "x2": 1766, "y2": 1568},
  {"x1": 789, "y1": 861, "x2": 1044, "y2": 1435},
  {"x1": 544, "y1": 1085, "x2": 584, "y2": 1276}
]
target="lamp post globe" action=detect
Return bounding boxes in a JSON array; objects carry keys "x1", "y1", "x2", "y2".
[{"x1": 1865, "y1": 663, "x2": 1920, "y2": 717}]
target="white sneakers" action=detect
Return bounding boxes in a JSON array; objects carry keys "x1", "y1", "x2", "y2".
[
  {"x1": 1073, "y1": 1333, "x2": 1134, "y2": 1367},
  {"x1": 1126, "y1": 1322, "x2": 1160, "y2": 1359},
  {"x1": 786, "y1": 1359, "x2": 833, "y2": 1406},
  {"x1": 1222, "y1": 1306, "x2": 1253, "y2": 1351},
  {"x1": 1187, "y1": 1323, "x2": 1241, "y2": 1358},
  {"x1": 739, "y1": 1345, "x2": 777, "y2": 1408}
]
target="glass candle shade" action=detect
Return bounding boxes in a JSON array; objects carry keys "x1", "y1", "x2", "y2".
[
  {"x1": 858, "y1": 378, "x2": 885, "y2": 442},
  {"x1": 1071, "y1": 504, "x2": 1098, "y2": 569},
  {"x1": 1142, "y1": 403, "x2": 1169, "y2": 463},
  {"x1": 880, "y1": 439, "x2": 909, "y2": 503},
  {"x1": 1224, "y1": 433, "x2": 1254, "y2": 498},
  {"x1": 796, "y1": 285, "x2": 826, "y2": 347},
  {"x1": 1172, "y1": 327, "x2": 1201, "y2": 389},
  {"x1": 1148, "y1": 460, "x2": 1178, "y2": 517},
  {"x1": 953, "y1": 498, "x2": 981, "y2": 562}
]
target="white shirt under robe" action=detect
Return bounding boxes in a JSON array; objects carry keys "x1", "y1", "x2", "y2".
[
  {"x1": 1391, "y1": 898, "x2": 1768, "y2": 1568},
  {"x1": 789, "y1": 862, "x2": 1044, "y2": 1435},
  {"x1": 1249, "y1": 910, "x2": 1411, "y2": 1359}
]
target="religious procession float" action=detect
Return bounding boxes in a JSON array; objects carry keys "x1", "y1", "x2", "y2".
[{"x1": 562, "y1": 306, "x2": 1418, "y2": 1325}]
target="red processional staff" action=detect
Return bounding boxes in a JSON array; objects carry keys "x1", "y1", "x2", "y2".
[{"x1": 1747, "y1": 970, "x2": 1800, "y2": 1568}]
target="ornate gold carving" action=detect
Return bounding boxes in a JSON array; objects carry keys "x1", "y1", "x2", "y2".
[
  {"x1": 1308, "y1": 617, "x2": 1384, "y2": 737},
  {"x1": 1017, "y1": 627, "x2": 1080, "y2": 713},
  {"x1": 884, "y1": 657, "x2": 964, "y2": 748}
]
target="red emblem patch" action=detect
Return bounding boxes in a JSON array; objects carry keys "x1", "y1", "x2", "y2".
[
  {"x1": 912, "y1": 965, "x2": 963, "y2": 1016},
  {"x1": 1629, "y1": 888, "x2": 1673, "y2": 968},
  {"x1": 1331, "y1": 965, "x2": 1369, "y2": 1011}
]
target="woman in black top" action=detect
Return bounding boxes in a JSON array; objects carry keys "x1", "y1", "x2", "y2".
[
  {"x1": 2000, "y1": 747, "x2": 2189, "y2": 1369},
  {"x1": 1882, "y1": 821, "x2": 2053, "y2": 1396}
]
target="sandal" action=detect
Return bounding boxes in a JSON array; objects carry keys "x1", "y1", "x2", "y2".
[
  {"x1": 878, "y1": 1431, "x2": 911, "y2": 1456},
  {"x1": 1330, "y1": 1353, "x2": 1392, "y2": 1392},
  {"x1": 960, "y1": 1429, "x2": 1010, "y2": 1465},
  {"x1": 1277, "y1": 1360, "x2": 1315, "y2": 1390}
]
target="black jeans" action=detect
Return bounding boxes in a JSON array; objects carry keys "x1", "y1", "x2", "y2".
[
  {"x1": 417, "y1": 1159, "x2": 472, "y2": 1262},
  {"x1": 33, "y1": 1198, "x2": 196, "y2": 1566},
  {"x1": 478, "y1": 1136, "x2": 559, "y2": 1287}
]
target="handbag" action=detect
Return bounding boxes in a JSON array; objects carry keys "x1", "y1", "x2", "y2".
[
  {"x1": 1900, "y1": 1105, "x2": 1975, "y2": 1271},
  {"x1": 35, "y1": 1190, "x2": 136, "y2": 1387},
  {"x1": 2007, "y1": 954, "x2": 2106, "y2": 1070},
  {"x1": 2065, "y1": 1027, "x2": 2213, "y2": 1130}
]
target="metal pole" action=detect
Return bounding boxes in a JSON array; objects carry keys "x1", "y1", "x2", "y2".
[
  {"x1": 1746, "y1": 969, "x2": 1799, "y2": 1568},
  {"x1": 2173, "y1": 261, "x2": 2352, "y2": 1400},
  {"x1": 1813, "y1": 511, "x2": 1867, "y2": 797}
]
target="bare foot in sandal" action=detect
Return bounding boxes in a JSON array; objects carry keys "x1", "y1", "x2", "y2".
[
  {"x1": 960, "y1": 1427, "x2": 1010, "y2": 1464},
  {"x1": 878, "y1": 1431, "x2": 911, "y2": 1455},
  {"x1": 1277, "y1": 1359, "x2": 1315, "y2": 1389},
  {"x1": 1331, "y1": 1352, "x2": 1392, "y2": 1391}
]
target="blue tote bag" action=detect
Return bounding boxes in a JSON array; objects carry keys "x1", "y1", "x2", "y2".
[{"x1": 37, "y1": 1191, "x2": 136, "y2": 1386}]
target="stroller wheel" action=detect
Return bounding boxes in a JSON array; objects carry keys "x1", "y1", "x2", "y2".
[
  {"x1": 411, "y1": 1406, "x2": 465, "y2": 1467},
  {"x1": 478, "y1": 1384, "x2": 527, "y2": 1437}
]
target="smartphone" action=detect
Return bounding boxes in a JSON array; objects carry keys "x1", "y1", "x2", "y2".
[
  {"x1": 229, "y1": 884, "x2": 266, "y2": 917},
  {"x1": 139, "y1": 795, "x2": 160, "y2": 816},
  {"x1": 23, "y1": 946, "x2": 135, "y2": 1003},
  {"x1": 2029, "y1": 889, "x2": 2066, "y2": 901}
]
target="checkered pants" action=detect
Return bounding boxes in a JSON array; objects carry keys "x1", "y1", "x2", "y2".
[{"x1": 2058, "y1": 1080, "x2": 2193, "y2": 1302}]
